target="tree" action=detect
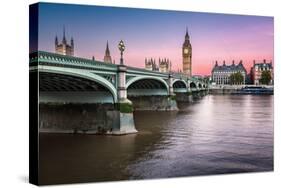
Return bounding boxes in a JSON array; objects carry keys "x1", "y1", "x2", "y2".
[
  {"x1": 259, "y1": 70, "x2": 272, "y2": 85},
  {"x1": 229, "y1": 74, "x2": 235, "y2": 85},
  {"x1": 229, "y1": 72, "x2": 244, "y2": 85}
]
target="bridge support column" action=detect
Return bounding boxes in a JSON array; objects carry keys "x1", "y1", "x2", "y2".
[
  {"x1": 114, "y1": 65, "x2": 137, "y2": 135},
  {"x1": 168, "y1": 75, "x2": 174, "y2": 96},
  {"x1": 167, "y1": 75, "x2": 178, "y2": 111},
  {"x1": 187, "y1": 80, "x2": 192, "y2": 94}
]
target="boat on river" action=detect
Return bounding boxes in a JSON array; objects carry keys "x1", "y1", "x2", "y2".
[{"x1": 233, "y1": 86, "x2": 273, "y2": 95}]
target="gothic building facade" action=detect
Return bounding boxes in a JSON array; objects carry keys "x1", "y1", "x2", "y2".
[
  {"x1": 144, "y1": 28, "x2": 191, "y2": 75},
  {"x1": 145, "y1": 58, "x2": 171, "y2": 73},
  {"x1": 145, "y1": 58, "x2": 158, "y2": 71},
  {"x1": 55, "y1": 27, "x2": 74, "y2": 56},
  {"x1": 212, "y1": 60, "x2": 247, "y2": 85},
  {"x1": 182, "y1": 28, "x2": 192, "y2": 77},
  {"x1": 159, "y1": 58, "x2": 171, "y2": 73}
]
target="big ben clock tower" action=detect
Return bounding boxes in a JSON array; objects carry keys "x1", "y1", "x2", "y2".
[{"x1": 182, "y1": 28, "x2": 192, "y2": 77}]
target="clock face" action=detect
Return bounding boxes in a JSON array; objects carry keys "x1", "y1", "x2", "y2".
[{"x1": 184, "y1": 48, "x2": 188, "y2": 54}]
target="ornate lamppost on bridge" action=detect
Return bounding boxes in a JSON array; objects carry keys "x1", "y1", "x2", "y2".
[
  {"x1": 118, "y1": 40, "x2": 125, "y2": 65},
  {"x1": 117, "y1": 39, "x2": 127, "y2": 101},
  {"x1": 115, "y1": 39, "x2": 137, "y2": 134}
]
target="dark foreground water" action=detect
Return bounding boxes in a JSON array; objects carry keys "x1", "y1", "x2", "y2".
[{"x1": 39, "y1": 95, "x2": 273, "y2": 185}]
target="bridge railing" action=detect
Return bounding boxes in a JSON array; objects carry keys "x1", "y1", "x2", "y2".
[
  {"x1": 29, "y1": 51, "x2": 118, "y2": 71},
  {"x1": 30, "y1": 51, "x2": 208, "y2": 88},
  {"x1": 126, "y1": 66, "x2": 170, "y2": 77}
]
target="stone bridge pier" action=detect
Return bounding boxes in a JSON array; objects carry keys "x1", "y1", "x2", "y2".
[{"x1": 114, "y1": 65, "x2": 137, "y2": 135}]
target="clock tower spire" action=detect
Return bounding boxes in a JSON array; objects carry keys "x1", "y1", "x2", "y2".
[{"x1": 182, "y1": 27, "x2": 192, "y2": 77}]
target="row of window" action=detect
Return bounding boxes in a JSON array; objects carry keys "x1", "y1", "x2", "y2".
[
  {"x1": 213, "y1": 71, "x2": 245, "y2": 74},
  {"x1": 255, "y1": 67, "x2": 272, "y2": 71}
]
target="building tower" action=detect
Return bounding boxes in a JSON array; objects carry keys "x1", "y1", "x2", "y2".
[
  {"x1": 103, "y1": 41, "x2": 112, "y2": 63},
  {"x1": 182, "y1": 27, "x2": 192, "y2": 77},
  {"x1": 159, "y1": 58, "x2": 171, "y2": 73},
  {"x1": 55, "y1": 26, "x2": 74, "y2": 56},
  {"x1": 145, "y1": 58, "x2": 158, "y2": 71},
  {"x1": 70, "y1": 37, "x2": 74, "y2": 56}
]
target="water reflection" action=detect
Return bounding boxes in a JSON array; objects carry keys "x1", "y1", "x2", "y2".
[
  {"x1": 128, "y1": 95, "x2": 273, "y2": 178},
  {"x1": 39, "y1": 95, "x2": 273, "y2": 184}
]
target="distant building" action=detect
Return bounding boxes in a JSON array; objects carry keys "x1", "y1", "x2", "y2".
[
  {"x1": 250, "y1": 59, "x2": 273, "y2": 85},
  {"x1": 103, "y1": 41, "x2": 112, "y2": 63},
  {"x1": 211, "y1": 60, "x2": 247, "y2": 85},
  {"x1": 55, "y1": 27, "x2": 74, "y2": 56},
  {"x1": 159, "y1": 58, "x2": 171, "y2": 73},
  {"x1": 145, "y1": 58, "x2": 158, "y2": 71},
  {"x1": 182, "y1": 28, "x2": 192, "y2": 77},
  {"x1": 145, "y1": 58, "x2": 171, "y2": 73}
]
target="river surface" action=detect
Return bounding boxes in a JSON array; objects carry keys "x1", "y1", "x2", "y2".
[{"x1": 39, "y1": 95, "x2": 273, "y2": 185}]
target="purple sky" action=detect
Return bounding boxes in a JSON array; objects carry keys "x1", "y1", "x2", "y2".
[{"x1": 38, "y1": 3, "x2": 274, "y2": 75}]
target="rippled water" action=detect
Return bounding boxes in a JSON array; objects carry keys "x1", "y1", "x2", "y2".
[{"x1": 39, "y1": 95, "x2": 273, "y2": 185}]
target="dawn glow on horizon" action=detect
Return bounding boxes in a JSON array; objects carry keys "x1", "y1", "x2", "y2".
[{"x1": 38, "y1": 3, "x2": 274, "y2": 76}]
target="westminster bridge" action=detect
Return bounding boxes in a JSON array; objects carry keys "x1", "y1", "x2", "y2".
[{"x1": 30, "y1": 51, "x2": 208, "y2": 135}]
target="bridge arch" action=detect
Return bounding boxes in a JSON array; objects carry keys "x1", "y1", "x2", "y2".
[
  {"x1": 190, "y1": 82, "x2": 197, "y2": 89},
  {"x1": 39, "y1": 66, "x2": 118, "y2": 103},
  {"x1": 198, "y1": 83, "x2": 202, "y2": 88},
  {"x1": 172, "y1": 79, "x2": 188, "y2": 93},
  {"x1": 126, "y1": 76, "x2": 169, "y2": 96}
]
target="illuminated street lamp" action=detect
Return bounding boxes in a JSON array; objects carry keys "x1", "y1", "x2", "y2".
[{"x1": 118, "y1": 40, "x2": 125, "y2": 65}]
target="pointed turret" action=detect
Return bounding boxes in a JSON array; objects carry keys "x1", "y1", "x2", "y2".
[
  {"x1": 104, "y1": 41, "x2": 112, "y2": 63},
  {"x1": 71, "y1": 37, "x2": 74, "y2": 47},
  {"x1": 54, "y1": 26, "x2": 74, "y2": 56},
  {"x1": 185, "y1": 27, "x2": 190, "y2": 40},
  {"x1": 62, "y1": 26, "x2": 67, "y2": 44},
  {"x1": 105, "y1": 41, "x2": 110, "y2": 55},
  {"x1": 55, "y1": 35, "x2": 58, "y2": 46}
]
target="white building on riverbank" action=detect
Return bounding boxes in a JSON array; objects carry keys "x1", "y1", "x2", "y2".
[{"x1": 211, "y1": 60, "x2": 247, "y2": 85}]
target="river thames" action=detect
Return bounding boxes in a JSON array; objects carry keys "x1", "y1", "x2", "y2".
[{"x1": 39, "y1": 95, "x2": 273, "y2": 185}]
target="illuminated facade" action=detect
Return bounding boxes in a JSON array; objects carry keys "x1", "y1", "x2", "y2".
[
  {"x1": 250, "y1": 59, "x2": 273, "y2": 85},
  {"x1": 145, "y1": 58, "x2": 158, "y2": 71},
  {"x1": 55, "y1": 27, "x2": 74, "y2": 56},
  {"x1": 212, "y1": 60, "x2": 247, "y2": 85},
  {"x1": 145, "y1": 58, "x2": 171, "y2": 73},
  {"x1": 159, "y1": 58, "x2": 171, "y2": 73}
]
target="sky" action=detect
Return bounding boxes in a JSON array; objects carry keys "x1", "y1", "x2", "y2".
[{"x1": 37, "y1": 3, "x2": 274, "y2": 76}]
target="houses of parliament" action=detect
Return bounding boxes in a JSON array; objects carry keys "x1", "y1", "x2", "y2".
[
  {"x1": 55, "y1": 28, "x2": 192, "y2": 77},
  {"x1": 55, "y1": 28, "x2": 113, "y2": 64},
  {"x1": 55, "y1": 27, "x2": 74, "y2": 56},
  {"x1": 145, "y1": 28, "x2": 192, "y2": 77}
]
